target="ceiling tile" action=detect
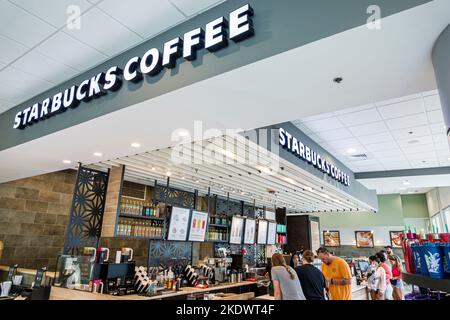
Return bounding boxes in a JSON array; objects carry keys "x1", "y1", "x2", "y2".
[
  {"x1": 375, "y1": 93, "x2": 422, "y2": 107},
  {"x1": 385, "y1": 113, "x2": 428, "y2": 130},
  {"x1": 10, "y1": 0, "x2": 92, "y2": 28},
  {"x1": 0, "y1": 79, "x2": 36, "y2": 106},
  {"x1": 382, "y1": 163, "x2": 411, "y2": 170},
  {"x1": 356, "y1": 164, "x2": 385, "y2": 172},
  {"x1": 365, "y1": 141, "x2": 399, "y2": 152},
  {"x1": 348, "y1": 121, "x2": 389, "y2": 136},
  {"x1": 409, "y1": 159, "x2": 439, "y2": 168},
  {"x1": 336, "y1": 108, "x2": 382, "y2": 127},
  {"x1": 390, "y1": 125, "x2": 431, "y2": 140},
  {"x1": 0, "y1": 0, "x2": 56, "y2": 47},
  {"x1": 427, "y1": 110, "x2": 444, "y2": 124},
  {"x1": 323, "y1": 138, "x2": 361, "y2": 149},
  {"x1": 315, "y1": 128, "x2": 353, "y2": 141},
  {"x1": 98, "y1": 0, "x2": 185, "y2": 39},
  {"x1": 170, "y1": 0, "x2": 223, "y2": 17},
  {"x1": 406, "y1": 152, "x2": 436, "y2": 161},
  {"x1": 430, "y1": 123, "x2": 447, "y2": 135},
  {"x1": 303, "y1": 117, "x2": 343, "y2": 133},
  {"x1": 370, "y1": 148, "x2": 404, "y2": 158},
  {"x1": 0, "y1": 66, "x2": 54, "y2": 101},
  {"x1": 333, "y1": 103, "x2": 375, "y2": 116},
  {"x1": 357, "y1": 132, "x2": 393, "y2": 144},
  {"x1": 432, "y1": 134, "x2": 449, "y2": 144},
  {"x1": 0, "y1": 35, "x2": 29, "y2": 65},
  {"x1": 11, "y1": 50, "x2": 79, "y2": 84},
  {"x1": 377, "y1": 98, "x2": 424, "y2": 120},
  {"x1": 63, "y1": 7, "x2": 142, "y2": 56},
  {"x1": 396, "y1": 135, "x2": 433, "y2": 148},
  {"x1": 435, "y1": 147, "x2": 450, "y2": 156},
  {"x1": 36, "y1": 31, "x2": 107, "y2": 71},
  {"x1": 292, "y1": 122, "x2": 312, "y2": 134},
  {"x1": 401, "y1": 144, "x2": 436, "y2": 154},
  {"x1": 378, "y1": 156, "x2": 408, "y2": 164},
  {"x1": 423, "y1": 94, "x2": 441, "y2": 111}
]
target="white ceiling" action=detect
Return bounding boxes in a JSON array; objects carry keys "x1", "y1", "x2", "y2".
[
  {"x1": 0, "y1": 0, "x2": 450, "y2": 189},
  {"x1": 293, "y1": 89, "x2": 450, "y2": 173},
  {"x1": 359, "y1": 174, "x2": 450, "y2": 195},
  {"x1": 0, "y1": 0, "x2": 225, "y2": 113}
]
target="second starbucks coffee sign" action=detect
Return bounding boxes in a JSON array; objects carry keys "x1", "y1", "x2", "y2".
[{"x1": 13, "y1": 4, "x2": 255, "y2": 130}]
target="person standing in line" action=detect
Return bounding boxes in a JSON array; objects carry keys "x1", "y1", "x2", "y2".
[
  {"x1": 366, "y1": 255, "x2": 386, "y2": 300},
  {"x1": 270, "y1": 253, "x2": 306, "y2": 300},
  {"x1": 296, "y1": 250, "x2": 327, "y2": 300},
  {"x1": 290, "y1": 252, "x2": 300, "y2": 269},
  {"x1": 389, "y1": 255, "x2": 405, "y2": 300},
  {"x1": 376, "y1": 251, "x2": 393, "y2": 300},
  {"x1": 317, "y1": 247, "x2": 352, "y2": 300}
]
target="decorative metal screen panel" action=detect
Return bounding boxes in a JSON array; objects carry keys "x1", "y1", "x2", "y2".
[
  {"x1": 63, "y1": 166, "x2": 109, "y2": 255},
  {"x1": 216, "y1": 197, "x2": 242, "y2": 216},
  {"x1": 243, "y1": 203, "x2": 256, "y2": 218},
  {"x1": 214, "y1": 243, "x2": 257, "y2": 266},
  {"x1": 153, "y1": 185, "x2": 195, "y2": 209},
  {"x1": 148, "y1": 241, "x2": 192, "y2": 267}
]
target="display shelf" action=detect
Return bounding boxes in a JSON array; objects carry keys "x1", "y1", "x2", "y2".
[
  {"x1": 208, "y1": 223, "x2": 229, "y2": 228},
  {"x1": 115, "y1": 235, "x2": 165, "y2": 240},
  {"x1": 402, "y1": 272, "x2": 450, "y2": 293},
  {"x1": 119, "y1": 213, "x2": 165, "y2": 221}
]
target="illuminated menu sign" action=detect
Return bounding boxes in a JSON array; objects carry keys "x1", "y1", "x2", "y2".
[
  {"x1": 188, "y1": 210, "x2": 208, "y2": 242},
  {"x1": 230, "y1": 216, "x2": 244, "y2": 244},
  {"x1": 167, "y1": 207, "x2": 190, "y2": 241}
]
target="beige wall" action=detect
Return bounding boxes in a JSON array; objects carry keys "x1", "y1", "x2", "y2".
[
  {"x1": 426, "y1": 187, "x2": 450, "y2": 217},
  {"x1": 0, "y1": 170, "x2": 75, "y2": 270}
]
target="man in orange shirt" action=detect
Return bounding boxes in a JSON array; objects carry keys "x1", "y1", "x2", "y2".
[{"x1": 317, "y1": 247, "x2": 352, "y2": 300}]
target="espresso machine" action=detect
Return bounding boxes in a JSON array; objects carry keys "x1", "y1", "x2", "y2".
[{"x1": 206, "y1": 248, "x2": 232, "y2": 283}]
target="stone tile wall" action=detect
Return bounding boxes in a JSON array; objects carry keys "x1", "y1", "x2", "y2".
[{"x1": 0, "y1": 170, "x2": 76, "y2": 270}]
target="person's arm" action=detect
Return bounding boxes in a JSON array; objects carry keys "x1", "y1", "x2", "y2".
[
  {"x1": 330, "y1": 261, "x2": 352, "y2": 286},
  {"x1": 377, "y1": 268, "x2": 386, "y2": 299},
  {"x1": 273, "y1": 280, "x2": 282, "y2": 300}
]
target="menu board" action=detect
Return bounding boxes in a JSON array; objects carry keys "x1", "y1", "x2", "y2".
[
  {"x1": 267, "y1": 222, "x2": 277, "y2": 245},
  {"x1": 310, "y1": 220, "x2": 321, "y2": 253},
  {"x1": 167, "y1": 207, "x2": 191, "y2": 241},
  {"x1": 229, "y1": 216, "x2": 244, "y2": 244},
  {"x1": 188, "y1": 210, "x2": 208, "y2": 242},
  {"x1": 257, "y1": 220, "x2": 268, "y2": 244},
  {"x1": 243, "y1": 218, "x2": 256, "y2": 244}
]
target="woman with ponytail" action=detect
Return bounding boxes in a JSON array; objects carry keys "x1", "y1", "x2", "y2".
[{"x1": 270, "y1": 253, "x2": 306, "y2": 300}]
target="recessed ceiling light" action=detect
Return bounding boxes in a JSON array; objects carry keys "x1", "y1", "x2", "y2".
[
  {"x1": 178, "y1": 130, "x2": 189, "y2": 137},
  {"x1": 131, "y1": 142, "x2": 141, "y2": 148},
  {"x1": 403, "y1": 180, "x2": 411, "y2": 186},
  {"x1": 346, "y1": 148, "x2": 357, "y2": 154},
  {"x1": 181, "y1": 176, "x2": 185, "y2": 180},
  {"x1": 63, "y1": 160, "x2": 72, "y2": 164},
  {"x1": 93, "y1": 152, "x2": 102, "y2": 157},
  {"x1": 151, "y1": 167, "x2": 156, "y2": 171},
  {"x1": 195, "y1": 180, "x2": 200, "y2": 183},
  {"x1": 166, "y1": 171, "x2": 172, "y2": 177}
]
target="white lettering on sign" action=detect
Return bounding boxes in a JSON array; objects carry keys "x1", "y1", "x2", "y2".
[
  {"x1": 13, "y1": 4, "x2": 255, "y2": 130},
  {"x1": 279, "y1": 128, "x2": 350, "y2": 186}
]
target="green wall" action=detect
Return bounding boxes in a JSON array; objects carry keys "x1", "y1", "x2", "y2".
[
  {"x1": 317, "y1": 194, "x2": 428, "y2": 228},
  {"x1": 401, "y1": 194, "x2": 429, "y2": 219}
]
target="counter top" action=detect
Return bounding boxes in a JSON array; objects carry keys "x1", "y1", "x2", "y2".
[
  {"x1": 0, "y1": 265, "x2": 56, "y2": 278},
  {"x1": 50, "y1": 281, "x2": 258, "y2": 300}
]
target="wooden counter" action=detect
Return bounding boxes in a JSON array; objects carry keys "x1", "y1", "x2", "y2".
[{"x1": 50, "y1": 281, "x2": 258, "y2": 300}]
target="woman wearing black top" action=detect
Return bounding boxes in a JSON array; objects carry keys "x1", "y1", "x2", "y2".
[{"x1": 295, "y1": 250, "x2": 327, "y2": 300}]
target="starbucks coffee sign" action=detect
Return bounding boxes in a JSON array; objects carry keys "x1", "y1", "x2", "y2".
[{"x1": 13, "y1": 4, "x2": 255, "y2": 129}]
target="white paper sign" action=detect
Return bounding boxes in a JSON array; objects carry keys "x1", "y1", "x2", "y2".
[
  {"x1": 230, "y1": 216, "x2": 244, "y2": 244},
  {"x1": 167, "y1": 207, "x2": 191, "y2": 241},
  {"x1": 257, "y1": 220, "x2": 268, "y2": 244},
  {"x1": 267, "y1": 222, "x2": 277, "y2": 245},
  {"x1": 188, "y1": 210, "x2": 208, "y2": 242},
  {"x1": 244, "y1": 219, "x2": 256, "y2": 244}
]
